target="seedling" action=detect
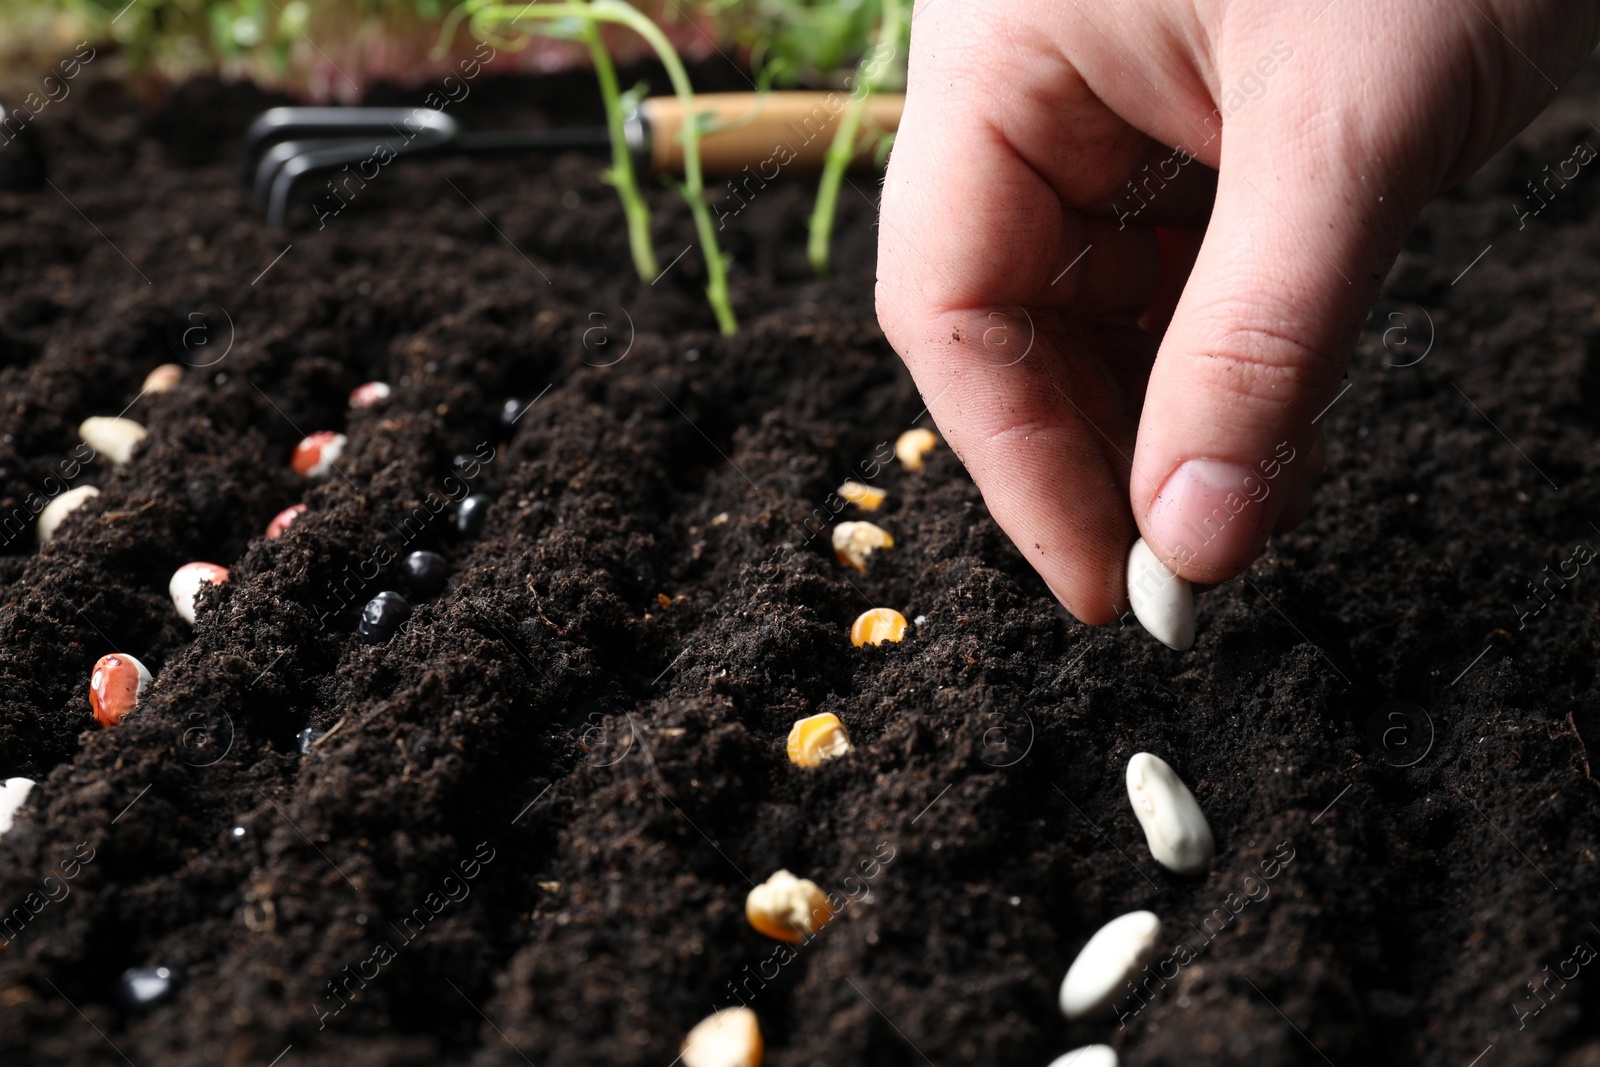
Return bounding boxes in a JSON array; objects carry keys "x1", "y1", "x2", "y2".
[
  {"x1": 459, "y1": 0, "x2": 738, "y2": 334},
  {"x1": 806, "y1": 0, "x2": 904, "y2": 276}
]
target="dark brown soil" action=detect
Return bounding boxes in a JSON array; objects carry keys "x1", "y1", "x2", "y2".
[{"x1": 1, "y1": 53, "x2": 1599, "y2": 1067}]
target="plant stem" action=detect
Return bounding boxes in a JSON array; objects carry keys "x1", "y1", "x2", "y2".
[
  {"x1": 470, "y1": 1, "x2": 737, "y2": 334},
  {"x1": 582, "y1": 22, "x2": 658, "y2": 280},
  {"x1": 807, "y1": 0, "x2": 903, "y2": 277}
]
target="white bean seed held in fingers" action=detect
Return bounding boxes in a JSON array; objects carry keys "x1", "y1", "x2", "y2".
[
  {"x1": 1126, "y1": 538, "x2": 1195, "y2": 651},
  {"x1": 170, "y1": 562, "x2": 229, "y2": 625},
  {"x1": 681, "y1": 1007, "x2": 762, "y2": 1067},
  {"x1": 37, "y1": 485, "x2": 99, "y2": 543},
  {"x1": 79, "y1": 416, "x2": 147, "y2": 466},
  {"x1": 0, "y1": 777, "x2": 36, "y2": 836},
  {"x1": 1047, "y1": 1046, "x2": 1118, "y2": 1067},
  {"x1": 1126, "y1": 752, "x2": 1214, "y2": 875},
  {"x1": 1059, "y1": 910, "x2": 1162, "y2": 1020}
]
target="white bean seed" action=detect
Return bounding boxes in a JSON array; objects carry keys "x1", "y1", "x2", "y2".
[
  {"x1": 79, "y1": 417, "x2": 148, "y2": 466},
  {"x1": 1126, "y1": 538, "x2": 1195, "y2": 651},
  {"x1": 1059, "y1": 910, "x2": 1161, "y2": 1020},
  {"x1": 681, "y1": 1007, "x2": 762, "y2": 1067},
  {"x1": 1126, "y1": 752, "x2": 1214, "y2": 876},
  {"x1": 37, "y1": 485, "x2": 99, "y2": 544},
  {"x1": 0, "y1": 777, "x2": 36, "y2": 836},
  {"x1": 1047, "y1": 1046, "x2": 1117, "y2": 1067}
]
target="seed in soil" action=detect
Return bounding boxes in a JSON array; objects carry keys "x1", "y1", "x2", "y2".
[
  {"x1": 349, "y1": 381, "x2": 392, "y2": 409},
  {"x1": 746, "y1": 869, "x2": 834, "y2": 942},
  {"x1": 1049, "y1": 1047, "x2": 1117, "y2": 1067},
  {"x1": 116, "y1": 966, "x2": 175, "y2": 1011},
  {"x1": 832, "y1": 521, "x2": 893, "y2": 572},
  {"x1": 290, "y1": 432, "x2": 347, "y2": 478},
  {"x1": 79, "y1": 416, "x2": 148, "y2": 466},
  {"x1": 296, "y1": 727, "x2": 324, "y2": 755},
  {"x1": 170, "y1": 562, "x2": 229, "y2": 625},
  {"x1": 402, "y1": 550, "x2": 450, "y2": 597},
  {"x1": 89, "y1": 653, "x2": 153, "y2": 728},
  {"x1": 838, "y1": 480, "x2": 886, "y2": 510},
  {"x1": 681, "y1": 1006, "x2": 762, "y2": 1067},
  {"x1": 1126, "y1": 752, "x2": 1214, "y2": 876},
  {"x1": 894, "y1": 428, "x2": 938, "y2": 471},
  {"x1": 141, "y1": 363, "x2": 184, "y2": 394},
  {"x1": 266, "y1": 503, "x2": 307, "y2": 538},
  {"x1": 851, "y1": 607, "x2": 908, "y2": 647},
  {"x1": 36, "y1": 485, "x2": 99, "y2": 544},
  {"x1": 786, "y1": 712, "x2": 851, "y2": 767},
  {"x1": 0, "y1": 777, "x2": 36, "y2": 836},
  {"x1": 359, "y1": 591, "x2": 412, "y2": 643},
  {"x1": 455, "y1": 494, "x2": 491, "y2": 537},
  {"x1": 1126, "y1": 538, "x2": 1195, "y2": 651},
  {"x1": 1059, "y1": 910, "x2": 1162, "y2": 1020},
  {"x1": 499, "y1": 398, "x2": 524, "y2": 427}
]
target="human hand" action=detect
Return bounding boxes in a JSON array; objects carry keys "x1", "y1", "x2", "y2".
[{"x1": 875, "y1": 0, "x2": 1598, "y2": 625}]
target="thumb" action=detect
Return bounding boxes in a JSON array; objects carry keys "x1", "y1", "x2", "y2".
[{"x1": 1130, "y1": 92, "x2": 1420, "y2": 584}]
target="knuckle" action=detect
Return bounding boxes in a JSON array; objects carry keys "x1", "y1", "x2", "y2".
[{"x1": 1189, "y1": 321, "x2": 1342, "y2": 410}]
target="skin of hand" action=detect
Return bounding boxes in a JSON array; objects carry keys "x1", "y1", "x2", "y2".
[{"x1": 875, "y1": 0, "x2": 1600, "y2": 625}]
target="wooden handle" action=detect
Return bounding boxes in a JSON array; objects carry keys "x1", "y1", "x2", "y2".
[{"x1": 641, "y1": 91, "x2": 903, "y2": 176}]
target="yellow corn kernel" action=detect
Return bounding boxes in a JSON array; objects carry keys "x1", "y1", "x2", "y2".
[
  {"x1": 787, "y1": 712, "x2": 851, "y2": 768},
  {"x1": 682, "y1": 1007, "x2": 763, "y2": 1067},
  {"x1": 745, "y1": 870, "x2": 834, "y2": 943},
  {"x1": 895, "y1": 428, "x2": 938, "y2": 471},
  {"x1": 851, "y1": 608, "x2": 908, "y2": 647},
  {"x1": 838, "y1": 480, "x2": 886, "y2": 510},
  {"x1": 832, "y1": 521, "x2": 894, "y2": 573}
]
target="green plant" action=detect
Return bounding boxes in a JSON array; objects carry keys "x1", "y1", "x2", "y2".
[
  {"x1": 438, "y1": 4, "x2": 659, "y2": 280},
  {"x1": 805, "y1": 0, "x2": 901, "y2": 276},
  {"x1": 460, "y1": 0, "x2": 737, "y2": 335}
]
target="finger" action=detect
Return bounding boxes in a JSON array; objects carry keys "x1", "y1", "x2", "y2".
[
  {"x1": 878, "y1": 8, "x2": 1166, "y2": 622},
  {"x1": 1129, "y1": 69, "x2": 1425, "y2": 584}
]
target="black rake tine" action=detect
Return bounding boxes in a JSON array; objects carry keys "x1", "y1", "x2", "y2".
[
  {"x1": 239, "y1": 106, "x2": 457, "y2": 179},
  {"x1": 252, "y1": 137, "x2": 384, "y2": 202}
]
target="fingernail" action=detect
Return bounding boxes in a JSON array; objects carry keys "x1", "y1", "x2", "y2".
[{"x1": 1147, "y1": 459, "x2": 1270, "y2": 573}]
